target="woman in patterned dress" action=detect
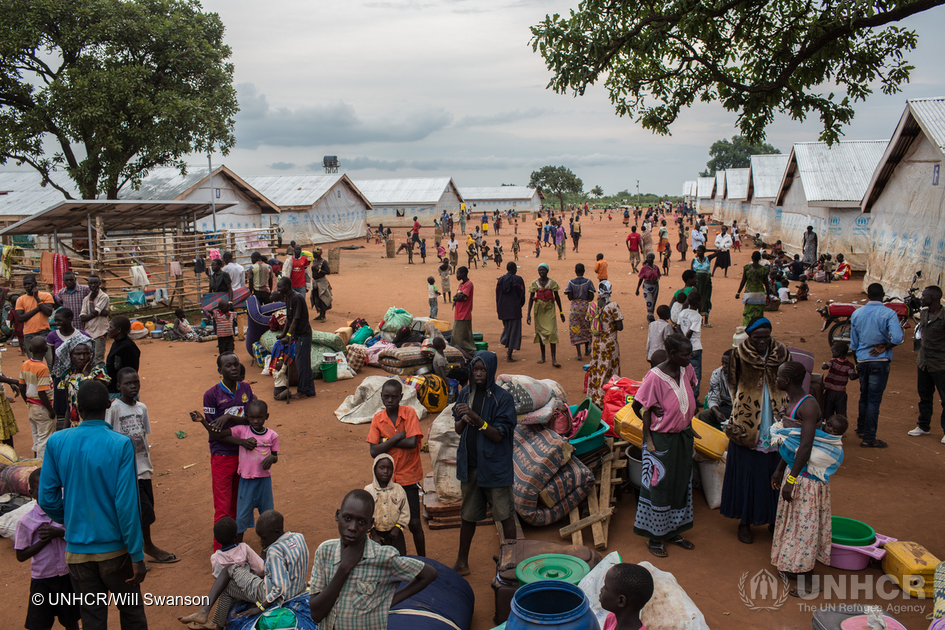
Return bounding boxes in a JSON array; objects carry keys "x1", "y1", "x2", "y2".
[
  {"x1": 564, "y1": 264, "x2": 595, "y2": 360},
  {"x1": 635, "y1": 253, "x2": 662, "y2": 322},
  {"x1": 57, "y1": 341, "x2": 110, "y2": 427},
  {"x1": 736, "y1": 251, "x2": 771, "y2": 326},
  {"x1": 0, "y1": 352, "x2": 20, "y2": 447},
  {"x1": 586, "y1": 280, "x2": 624, "y2": 407}
]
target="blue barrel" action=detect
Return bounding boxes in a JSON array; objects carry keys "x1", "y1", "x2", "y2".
[{"x1": 506, "y1": 580, "x2": 600, "y2": 630}]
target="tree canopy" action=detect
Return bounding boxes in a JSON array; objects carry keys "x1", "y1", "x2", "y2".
[
  {"x1": 701, "y1": 136, "x2": 781, "y2": 176},
  {"x1": 590, "y1": 185, "x2": 604, "y2": 198},
  {"x1": 530, "y1": 0, "x2": 943, "y2": 144},
  {"x1": 0, "y1": 0, "x2": 238, "y2": 199},
  {"x1": 529, "y1": 165, "x2": 583, "y2": 211}
]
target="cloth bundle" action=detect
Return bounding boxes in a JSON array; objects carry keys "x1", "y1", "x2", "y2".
[
  {"x1": 496, "y1": 374, "x2": 562, "y2": 415},
  {"x1": 379, "y1": 307, "x2": 413, "y2": 333},
  {"x1": 379, "y1": 344, "x2": 464, "y2": 368},
  {"x1": 770, "y1": 421, "x2": 844, "y2": 482},
  {"x1": 334, "y1": 376, "x2": 427, "y2": 425},
  {"x1": 512, "y1": 424, "x2": 595, "y2": 526},
  {"x1": 259, "y1": 330, "x2": 346, "y2": 379}
]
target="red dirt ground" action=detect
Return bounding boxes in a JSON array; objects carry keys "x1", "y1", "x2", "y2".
[{"x1": 2, "y1": 214, "x2": 942, "y2": 630}]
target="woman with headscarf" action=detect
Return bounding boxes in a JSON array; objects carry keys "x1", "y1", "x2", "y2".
[
  {"x1": 691, "y1": 245, "x2": 719, "y2": 327},
  {"x1": 310, "y1": 247, "x2": 332, "y2": 321},
  {"x1": 585, "y1": 280, "x2": 624, "y2": 406},
  {"x1": 635, "y1": 253, "x2": 662, "y2": 322},
  {"x1": 633, "y1": 333, "x2": 699, "y2": 557},
  {"x1": 56, "y1": 340, "x2": 110, "y2": 427},
  {"x1": 736, "y1": 251, "x2": 771, "y2": 326},
  {"x1": 720, "y1": 317, "x2": 791, "y2": 544},
  {"x1": 564, "y1": 263, "x2": 595, "y2": 360},
  {"x1": 526, "y1": 263, "x2": 565, "y2": 367}
]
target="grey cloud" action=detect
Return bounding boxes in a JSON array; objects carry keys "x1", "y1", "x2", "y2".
[
  {"x1": 363, "y1": 1, "x2": 434, "y2": 9},
  {"x1": 455, "y1": 108, "x2": 547, "y2": 127},
  {"x1": 341, "y1": 152, "x2": 640, "y2": 172},
  {"x1": 234, "y1": 83, "x2": 453, "y2": 149},
  {"x1": 269, "y1": 162, "x2": 295, "y2": 170}
]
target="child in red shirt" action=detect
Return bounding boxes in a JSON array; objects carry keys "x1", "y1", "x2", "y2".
[{"x1": 366, "y1": 379, "x2": 425, "y2": 556}]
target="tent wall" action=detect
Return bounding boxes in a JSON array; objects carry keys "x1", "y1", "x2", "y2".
[
  {"x1": 366, "y1": 204, "x2": 438, "y2": 229},
  {"x1": 278, "y1": 183, "x2": 367, "y2": 245},
  {"x1": 189, "y1": 179, "x2": 268, "y2": 232},
  {"x1": 866, "y1": 132, "x2": 945, "y2": 297}
]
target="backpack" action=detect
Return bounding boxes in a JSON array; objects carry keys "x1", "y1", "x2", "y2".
[{"x1": 417, "y1": 374, "x2": 449, "y2": 413}]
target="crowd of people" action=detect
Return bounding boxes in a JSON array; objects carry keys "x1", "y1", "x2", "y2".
[{"x1": 4, "y1": 202, "x2": 942, "y2": 630}]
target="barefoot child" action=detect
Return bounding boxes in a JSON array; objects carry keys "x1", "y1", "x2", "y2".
[
  {"x1": 427, "y1": 277, "x2": 440, "y2": 319},
  {"x1": 366, "y1": 379, "x2": 426, "y2": 556},
  {"x1": 431, "y1": 337, "x2": 451, "y2": 380},
  {"x1": 438, "y1": 261, "x2": 451, "y2": 303},
  {"x1": 179, "y1": 511, "x2": 309, "y2": 629},
  {"x1": 821, "y1": 343, "x2": 857, "y2": 419},
  {"x1": 106, "y1": 367, "x2": 179, "y2": 565},
  {"x1": 419, "y1": 238, "x2": 427, "y2": 264},
  {"x1": 598, "y1": 562, "x2": 654, "y2": 630},
  {"x1": 194, "y1": 399, "x2": 278, "y2": 539},
  {"x1": 15, "y1": 469, "x2": 81, "y2": 630},
  {"x1": 494, "y1": 239, "x2": 504, "y2": 269},
  {"x1": 309, "y1": 490, "x2": 437, "y2": 630},
  {"x1": 365, "y1": 454, "x2": 410, "y2": 556},
  {"x1": 211, "y1": 299, "x2": 237, "y2": 355},
  {"x1": 512, "y1": 237, "x2": 520, "y2": 262}
]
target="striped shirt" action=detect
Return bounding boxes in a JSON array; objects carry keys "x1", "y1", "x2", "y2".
[
  {"x1": 310, "y1": 537, "x2": 425, "y2": 630},
  {"x1": 19, "y1": 358, "x2": 51, "y2": 405},
  {"x1": 824, "y1": 358, "x2": 856, "y2": 392},
  {"x1": 57, "y1": 285, "x2": 90, "y2": 330},
  {"x1": 212, "y1": 310, "x2": 237, "y2": 337},
  {"x1": 263, "y1": 531, "x2": 310, "y2": 604}
]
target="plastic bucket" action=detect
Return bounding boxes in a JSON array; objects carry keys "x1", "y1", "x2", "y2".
[
  {"x1": 572, "y1": 398, "x2": 602, "y2": 439},
  {"x1": 320, "y1": 362, "x2": 337, "y2": 383},
  {"x1": 507, "y1": 580, "x2": 598, "y2": 630}
]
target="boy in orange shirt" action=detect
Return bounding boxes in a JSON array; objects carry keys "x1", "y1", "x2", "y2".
[
  {"x1": 19, "y1": 337, "x2": 55, "y2": 458},
  {"x1": 366, "y1": 379, "x2": 425, "y2": 556},
  {"x1": 594, "y1": 253, "x2": 609, "y2": 282}
]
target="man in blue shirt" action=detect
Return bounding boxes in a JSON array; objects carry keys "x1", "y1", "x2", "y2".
[
  {"x1": 39, "y1": 379, "x2": 147, "y2": 629},
  {"x1": 850, "y1": 283, "x2": 904, "y2": 448}
]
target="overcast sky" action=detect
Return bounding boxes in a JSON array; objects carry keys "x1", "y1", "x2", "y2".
[{"x1": 40, "y1": 1, "x2": 945, "y2": 196}]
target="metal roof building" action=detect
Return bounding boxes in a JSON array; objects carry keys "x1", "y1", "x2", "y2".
[
  {"x1": 860, "y1": 97, "x2": 945, "y2": 295},
  {"x1": 458, "y1": 186, "x2": 542, "y2": 214},
  {"x1": 724, "y1": 169, "x2": 751, "y2": 201},
  {"x1": 246, "y1": 174, "x2": 372, "y2": 244},
  {"x1": 715, "y1": 171, "x2": 726, "y2": 199},
  {"x1": 0, "y1": 172, "x2": 78, "y2": 226},
  {"x1": 352, "y1": 177, "x2": 464, "y2": 227},
  {"x1": 749, "y1": 154, "x2": 791, "y2": 199},
  {"x1": 696, "y1": 177, "x2": 716, "y2": 199}
]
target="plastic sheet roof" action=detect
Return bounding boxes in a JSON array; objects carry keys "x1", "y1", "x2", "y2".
[
  {"x1": 725, "y1": 169, "x2": 751, "y2": 200},
  {"x1": 863, "y1": 97, "x2": 945, "y2": 212},
  {"x1": 122, "y1": 165, "x2": 280, "y2": 213},
  {"x1": 458, "y1": 186, "x2": 540, "y2": 201},
  {"x1": 781, "y1": 140, "x2": 888, "y2": 205},
  {"x1": 245, "y1": 174, "x2": 371, "y2": 209},
  {"x1": 750, "y1": 154, "x2": 791, "y2": 199},
  {"x1": 0, "y1": 200, "x2": 235, "y2": 235},
  {"x1": 696, "y1": 177, "x2": 716, "y2": 198},
  {"x1": 0, "y1": 172, "x2": 78, "y2": 218},
  {"x1": 681, "y1": 180, "x2": 697, "y2": 197},
  {"x1": 352, "y1": 178, "x2": 463, "y2": 205}
]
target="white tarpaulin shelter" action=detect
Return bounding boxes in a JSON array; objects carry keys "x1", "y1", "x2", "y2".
[
  {"x1": 862, "y1": 97, "x2": 945, "y2": 297},
  {"x1": 773, "y1": 140, "x2": 887, "y2": 267},
  {"x1": 353, "y1": 178, "x2": 464, "y2": 228},
  {"x1": 458, "y1": 186, "x2": 542, "y2": 214},
  {"x1": 246, "y1": 174, "x2": 371, "y2": 245},
  {"x1": 120, "y1": 165, "x2": 280, "y2": 232},
  {"x1": 695, "y1": 177, "x2": 716, "y2": 213}
]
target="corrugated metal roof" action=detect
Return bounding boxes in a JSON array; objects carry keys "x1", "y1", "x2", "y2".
[
  {"x1": 750, "y1": 154, "x2": 791, "y2": 198},
  {"x1": 352, "y1": 178, "x2": 462, "y2": 205},
  {"x1": 689, "y1": 181, "x2": 698, "y2": 197},
  {"x1": 0, "y1": 171, "x2": 77, "y2": 218},
  {"x1": 458, "y1": 186, "x2": 538, "y2": 201},
  {"x1": 792, "y1": 140, "x2": 888, "y2": 202},
  {"x1": 681, "y1": 181, "x2": 693, "y2": 196},
  {"x1": 715, "y1": 171, "x2": 726, "y2": 199},
  {"x1": 245, "y1": 174, "x2": 347, "y2": 208},
  {"x1": 726, "y1": 168, "x2": 751, "y2": 200},
  {"x1": 119, "y1": 166, "x2": 208, "y2": 200},
  {"x1": 696, "y1": 177, "x2": 716, "y2": 198},
  {"x1": 909, "y1": 97, "x2": 945, "y2": 153}
]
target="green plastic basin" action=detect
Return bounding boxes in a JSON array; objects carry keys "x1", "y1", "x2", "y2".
[
  {"x1": 572, "y1": 398, "x2": 603, "y2": 439},
  {"x1": 831, "y1": 516, "x2": 875, "y2": 547},
  {"x1": 515, "y1": 553, "x2": 591, "y2": 585}
]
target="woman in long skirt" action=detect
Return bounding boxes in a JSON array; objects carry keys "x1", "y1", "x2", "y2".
[
  {"x1": 736, "y1": 251, "x2": 771, "y2": 326},
  {"x1": 633, "y1": 333, "x2": 699, "y2": 557},
  {"x1": 526, "y1": 263, "x2": 565, "y2": 367},
  {"x1": 585, "y1": 281, "x2": 623, "y2": 407},
  {"x1": 564, "y1": 264, "x2": 595, "y2": 359},
  {"x1": 691, "y1": 245, "x2": 718, "y2": 326},
  {"x1": 635, "y1": 253, "x2": 661, "y2": 322}
]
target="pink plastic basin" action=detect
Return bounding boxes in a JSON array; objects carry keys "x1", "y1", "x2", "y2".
[{"x1": 829, "y1": 533, "x2": 896, "y2": 571}]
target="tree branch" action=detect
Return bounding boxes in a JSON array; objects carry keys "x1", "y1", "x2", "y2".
[{"x1": 0, "y1": 152, "x2": 74, "y2": 200}]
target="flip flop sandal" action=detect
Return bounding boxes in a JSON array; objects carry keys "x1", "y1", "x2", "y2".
[
  {"x1": 666, "y1": 536, "x2": 695, "y2": 550},
  {"x1": 647, "y1": 540, "x2": 668, "y2": 558},
  {"x1": 860, "y1": 439, "x2": 888, "y2": 448},
  {"x1": 148, "y1": 553, "x2": 181, "y2": 564}
]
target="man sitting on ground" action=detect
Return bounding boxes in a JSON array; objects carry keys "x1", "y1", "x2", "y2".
[{"x1": 309, "y1": 489, "x2": 437, "y2": 630}]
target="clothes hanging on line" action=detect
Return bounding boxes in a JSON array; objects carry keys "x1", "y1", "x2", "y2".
[
  {"x1": 194, "y1": 257, "x2": 206, "y2": 275},
  {"x1": 208, "y1": 249, "x2": 222, "y2": 260},
  {"x1": 130, "y1": 265, "x2": 150, "y2": 290},
  {"x1": 53, "y1": 254, "x2": 72, "y2": 293},
  {"x1": 169, "y1": 261, "x2": 183, "y2": 276},
  {"x1": 40, "y1": 251, "x2": 56, "y2": 285}
]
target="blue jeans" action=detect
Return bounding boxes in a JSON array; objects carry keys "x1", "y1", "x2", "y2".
[
  {"x1": 690, "y1": 349, "x2": 703, "y2": 404},
  {"x1": 856, "y1": 361, "x2": 890, "y2": 441}
]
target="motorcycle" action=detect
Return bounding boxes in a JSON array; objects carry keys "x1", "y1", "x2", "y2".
[{"x1": 817, "y1": 271, "x2": 923, "y2": 347}]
